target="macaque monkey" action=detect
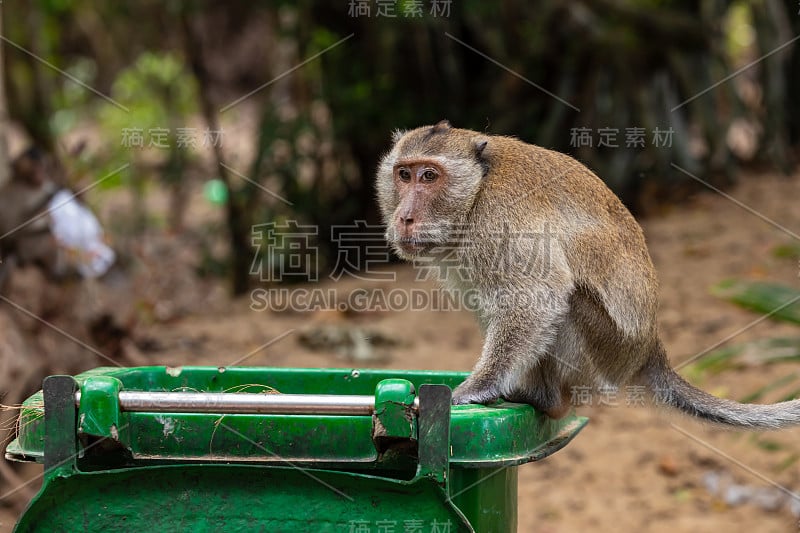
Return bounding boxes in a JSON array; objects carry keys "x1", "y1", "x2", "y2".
[{"x1": 376, "y1": 120, "x2": 800, "y2": 429}]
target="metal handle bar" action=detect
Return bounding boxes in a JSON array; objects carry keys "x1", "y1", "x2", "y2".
[{"x1": 75, "y1": 391, "x2": 420, "y2": 415}]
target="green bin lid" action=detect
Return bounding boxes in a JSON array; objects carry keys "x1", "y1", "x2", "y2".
[{"x1": 6, "y1": 366, "x2": 586, "y2": 469}]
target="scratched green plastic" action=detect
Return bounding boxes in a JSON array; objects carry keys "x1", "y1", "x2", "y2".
[
  {"x1": 7, "y1": 366, "x2": 587, "y2": 532},
  {"x1": 373, "y1": 378, "x2": 417, "y2": 442},
  {"x1": 9, "y1": 366, "x2": 586, "y2": 467},
  {"x1": 77, "y1": 375, "x2": 122, "y2": 439}
]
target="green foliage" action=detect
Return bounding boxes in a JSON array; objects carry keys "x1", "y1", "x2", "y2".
[
  {"x1": 711, "y1": 280, "x2": 800, "y2": 325},
  {"x1": 96, "y1": 51, "x2": 198, "y2": 184},
  {"x1": 748, "y1": 435, "x2": 785, "y2": 452},
  {"x1": 697, "y1": 278, "x2": 800, "y2": 426},
  {"x1": 739, "y1": 373, "x2": 799, "y2": 403},
  {"x1": 775, "y1": 452, "x2": 800, "y2": 471},
  {"x1": 724, "y1": 2, "x2": 755, "y2": 61},
  {"x1": 50, "y1": 57, "x2": 99, "y2": 136},
  {"x1": 5, "y1": 1, "x2": 797, "y2": 292},
  {"x1": 111, "y1": 51, "x2": 197, "y2": 112},
  {"x1": 772, "y1": 243, "x2": 800, "y2": 259},
  {"x1": 686, "y1": 337, "x2": 800, "y2": 377}
]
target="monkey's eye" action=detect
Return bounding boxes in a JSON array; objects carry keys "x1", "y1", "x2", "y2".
[
  {"x1": 421, "y1": 169, "x2": 438, "y2": 182},
  {"x1": 398, "y1": 168, "x2": 411, "y2": 182}
]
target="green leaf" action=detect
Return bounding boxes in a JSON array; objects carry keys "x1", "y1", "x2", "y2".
[
  {"x1": 776, "y1": 453, "x2": 800, "y2": 471},
  {"x1": 711, "y1": 280, "x2": 800, "y2": 325},
  {"x1": 772, "y1": 243, "x2": 800, "y2": 259},
  {"x1": 779, "y1": 386, "x2": 800, "y2": 403},
  {"x1": 749, "y1": 436, "x2": 785, "y2": 452},
  {"x1": 738, "y1": 372, "x2": 797, "y2": 403},
  {"x1": 688, "y1": 337, "x2": 800, "y2": 376}
]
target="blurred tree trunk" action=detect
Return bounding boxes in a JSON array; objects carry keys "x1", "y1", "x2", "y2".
[
  {"x1": 753, "y1": 0, "x2": 792, "y2": 173},
  {"x1": 0, "y1": 9, "x2": 10, "y2": 189},
  {"x1": 22, "y1": 4, "x2": 55, "y2": 151},
  {"x1": 180, "y1": 12, "x2": 253, "y2": 296},
  {"x1": 0, "y1": 8, "x2": 11, "y2": 290},
  {"x1": 785, "y1": 2, "x2": 800, "y2": 152}
]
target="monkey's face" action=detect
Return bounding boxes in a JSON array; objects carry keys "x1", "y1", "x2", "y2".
[
  {"x1": 387, "y1": 159, "x2": 449, "y2": 258},
  {"x1": 376, "y1": 121, "x2": 489, "y2": 260}
]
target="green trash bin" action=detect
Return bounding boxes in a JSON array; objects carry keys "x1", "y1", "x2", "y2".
[{"x1": 5, "y1": 366, "x2": 587, "y2": 532}]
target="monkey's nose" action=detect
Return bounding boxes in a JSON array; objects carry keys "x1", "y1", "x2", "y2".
[{"x1": 399, "y1": 215, "x2": 414, "y2": 227}]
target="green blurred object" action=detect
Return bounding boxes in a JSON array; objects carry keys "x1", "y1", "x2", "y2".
[
  {"x1": 685, "y1": 337, "x2": 800, "y2": 376},
  {"x1": 7, "y1": 366, "x2": 586, "y2": 533},
  {"x1": 705, "y1": 279, "x2": 800, "y2": 428},
  {"x1": 203, "y1": 179, "x2": 229, "y2": 205},
  {"x1": 711, "y1": 279, "x2": 800, "y2": 325},
  {"x1": 772, "y1": 243, "x2": 800, "y2": 259}
]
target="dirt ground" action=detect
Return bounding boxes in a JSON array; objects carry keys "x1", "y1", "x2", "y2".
[{"x1": 2, "y1": 167, "x2": 800, "y2": 532}]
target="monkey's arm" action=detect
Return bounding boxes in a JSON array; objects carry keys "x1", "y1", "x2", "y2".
[{"x1": 452, "y1": 285, "x2": 571, "y2": 407}]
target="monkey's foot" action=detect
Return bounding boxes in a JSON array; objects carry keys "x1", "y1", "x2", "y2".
[{"x1": 451, "y1": 381, "x2": 500, "y2": 405}]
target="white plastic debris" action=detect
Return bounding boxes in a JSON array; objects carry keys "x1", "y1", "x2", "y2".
[
  {"x1": 723, "y1": 484, "x2": 753, "y2": 506},
  {"x1": 702, "y1": 471, "x2": 724, "y2": 495},
  {"x1": 47, "y1": 189, "x2": 115, "y2": 278},
  {"x1": 789, "y1": 495, "x2": 800, "y2": 517},
  {"x1": 704, "y1": 469, "x2": 800, "y2": 514},
  {"x1": 750, "y1": 487, "x2": 785, "y2": 512}
]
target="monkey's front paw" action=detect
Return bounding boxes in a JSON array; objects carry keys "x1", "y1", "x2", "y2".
[{"x1": 451, "y1": 381, "x2": 500, "y2": 405}]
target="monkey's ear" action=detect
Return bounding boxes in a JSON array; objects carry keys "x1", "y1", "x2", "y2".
[
  {"x1": 475, "y1": 138, "x2": 488, "y2": 157},
  {"x1": 391, "y1": 129, "x2": 406, "y2": 144},
  {"x1": 474, "y1": 137, "x2": 490, "y2": 176},
  {"x1": 432, "y1": 119, "x2": 451, "y2": 133}
]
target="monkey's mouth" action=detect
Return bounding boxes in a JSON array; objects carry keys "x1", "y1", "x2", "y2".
[{"x1": 396, "y1": 237, "x2": 429, "y2": 255}]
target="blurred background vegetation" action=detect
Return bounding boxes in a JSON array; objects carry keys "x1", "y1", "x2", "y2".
[
  {"x1": 1, "y1": 1, "x2": 800, "y2": 525},
  {"x1": 0, "y1": 0, "x2": 798, "y2": 292}
]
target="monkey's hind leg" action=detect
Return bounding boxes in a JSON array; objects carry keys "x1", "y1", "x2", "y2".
[{"x1": 503, "y1": 358, "x2": 571, "y2": 418}]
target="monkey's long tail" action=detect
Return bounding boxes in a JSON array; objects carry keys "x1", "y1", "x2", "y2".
[{"x1": 641, "y1": 355, "x2": 800, "y2": 430}]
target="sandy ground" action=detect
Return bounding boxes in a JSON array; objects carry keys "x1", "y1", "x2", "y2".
[{"x1": 2, "y1": 167, "x2": 800, "y2": 532}]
